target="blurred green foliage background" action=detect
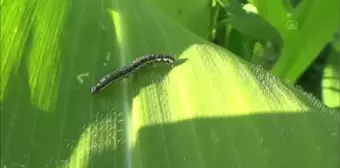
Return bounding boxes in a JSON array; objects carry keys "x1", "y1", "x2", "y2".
[{"x1": 149, "y1": 0, "x2": 340, "y2": 109}]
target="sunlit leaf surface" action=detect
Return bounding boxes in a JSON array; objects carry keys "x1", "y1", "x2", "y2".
[{"x1": 1, "y1": 0, "x2": 339, "y2": 168}]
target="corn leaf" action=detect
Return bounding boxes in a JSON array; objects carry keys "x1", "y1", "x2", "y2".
[{"x1": 1, "y1": 0, "x2": 339, "y2": 168}]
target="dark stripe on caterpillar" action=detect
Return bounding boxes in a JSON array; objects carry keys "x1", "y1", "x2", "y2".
[{"x1": 90, "y1": 54, "x2": 176, "y2": 95}]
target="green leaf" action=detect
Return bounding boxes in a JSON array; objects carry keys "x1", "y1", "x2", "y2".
[
  {"x1": 271, "y1": 0, "x2": 340, "y2": 82},
  {"x1": 248, "y1": 0, "x2": 288, "y2": 35},
  {"x1": 1, "y1": 0, "x2": 339, "y2": 168},
  {"x1": 322, "y1": 46, "x2": 340, "y2": 109},
  {"x1": 147, "y1": 0, "x2": 212, "y2": 39},
  {"x1": 225, "y1": 3, "x2": 283, "y2": 45}
]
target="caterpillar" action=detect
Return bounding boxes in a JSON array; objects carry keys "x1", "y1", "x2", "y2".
[{"x1": 90, "y1": 54, "x2": 176, "y2": 95}]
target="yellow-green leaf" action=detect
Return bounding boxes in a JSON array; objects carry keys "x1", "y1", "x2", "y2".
[{"x1": 1, "y1": 0, "x2": 338, "y2": 168}]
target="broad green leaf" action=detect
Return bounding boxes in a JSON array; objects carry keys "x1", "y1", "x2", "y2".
[
  {"x1": 1, "y1": 0, "x2": 339, "y2": 168},
  {"x1": 147, "y1": 0, "x2": 212, "y2": 39},
  {"x1": 248, "y1": 0, "x2": 288, "y2": 35},
  {"x1": 224, "y1": 3, "x2": 283, "y2": 45},
  {"x1": 271, "y1": 0, "x2": 339, "y2": 82}
]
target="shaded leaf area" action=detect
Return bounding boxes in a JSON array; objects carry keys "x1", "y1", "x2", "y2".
[
  {"x1": 224, "y1": 2, "x2": 283, "y2": 46},
  {"x1": 322, "y1": 43, "x2": 340, "y2": 109},
  {"x1": 1, "y1": 0, "x2": 339, "y2": 168},
  {"x1": 296, "y1": 43, "x2": 333, "y2": 101},
  {"x1": 133, "y1": 111, "x2": 339, "y2": 168}
]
